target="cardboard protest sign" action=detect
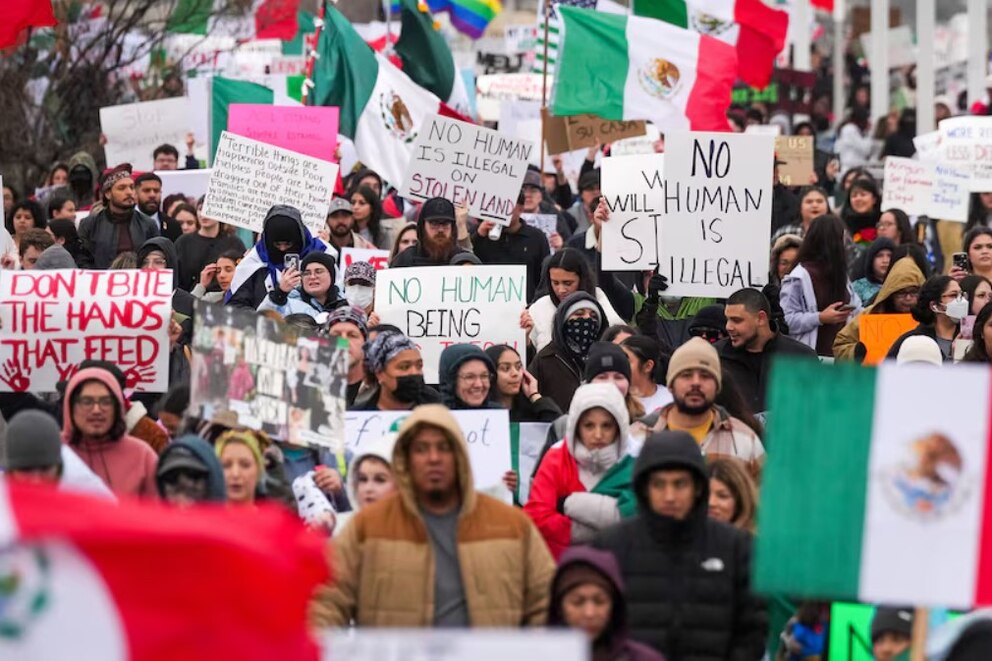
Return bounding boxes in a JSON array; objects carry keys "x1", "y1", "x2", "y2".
[
  {"x1": 774, "y1": 136, "x2": 815, "y2": 187},
  {"x1": 564, "y1": 115, "x2": 646, "y2": 150},
  {"x1": 399, "y1": 115, "x2": 535, "y2": 225},
  {"x1": 201, "y1": 131, "x2": 338, "y2": 235},
  {"x1": 661, "y1": 132, "x2": 775, "y2": 297},
  {"x1": 881, "y1": 157, "x2": 934, "y2": 216},
  {"x1": 939, "y1": 116, "x2": 992, "y2": 192},
  {"x1": 346, "y1": 409, "x2": 513, "y2": 503},
  {"x1": 227, "y1": 105, "x2": 339, "y2": 162},
  {"x1": 335, "y1": 247, "x2": 390, "y2": 291},
  {"x1": 0, "y1": 270, "x2": 171, "y2": 392},
  {"x1": 374, "y1": 265, "x2": 528, "y2": 383},
  {"x1": 156, "y1": 169, "x2": 212, "y2": 205},
  {"x1": 189, "y1": 301, "x2": 349, "y2": 450},
  {"x1": 521, "y1": 213, "x2": 558, "y2": 250},
  {"x1": 100, "y1": 98, "x2": 192, "y2": 171},
  {"x1": 542, "y1": 108, "x2": 572, "y2": 156},
  {"x1": 858, "y1": 314, "x2": 918, "y2": 365},
  {"x1": 601, "y1": 153, "x2": 666, "y2": 271}
]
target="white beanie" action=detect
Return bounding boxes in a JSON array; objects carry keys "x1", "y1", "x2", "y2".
[
  {"x1": 896, "y1": 336, "x2": 943, "y2": 367},
  {"x1": 565, "y1": 383, "x2": 630, "y2": 456}
]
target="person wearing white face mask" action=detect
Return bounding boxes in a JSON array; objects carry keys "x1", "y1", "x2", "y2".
[
  {"x1": 342, "y1": 260, "x2": 376, "y2": 315},
  {"x1": 524, "y1": 383, "x2": 636, "y2": 560},
  {"x1": 887, "y1": 275, "x2": 964, "y2": 362}
]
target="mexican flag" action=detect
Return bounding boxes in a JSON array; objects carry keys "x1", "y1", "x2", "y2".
[
  {"x1": 0, "y1": 481, "x2": 327, "y2": 659},
  {"x1": 552, "y1": 6, "x2": 736, "y2": 133},
  {"x1": 310, "y1": 2, "x2": 448, "y2": 188},
  {"x1": 632, "y1": 0, "x2": 788, "y2": 88},
  {"x1": 0, "y1": 0, "x2": 56, "y2": 49},
  {"x1": 168, "y1": 0, "x2": 299, "y2": 39},
  {"x1": 755, "y1": 359, "x2": 992, "y2": 610}
]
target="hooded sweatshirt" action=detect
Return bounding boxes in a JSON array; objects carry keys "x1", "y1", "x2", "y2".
[
  {"x1": 68, "y1": 151, "x2": 98, "y2": 209},
  {"x1": 389, "y1": 204, "x2": 474, "y2": 268},
  {"x1": 61, "y1": 368, "x2": 159, "y2": 499},
  {"x1": 136, "y1": 237, "x2": 195, "y2": 317},
  {"x1": 549, "y1": 547, "x2": 667, "y2": 661},
  {"x1": 525, "y1": 383, "x2": 635, "y2": 559},
  {"x1": 333, "y1": 434, "x2": 398, "y2": 536},
  {"x1": 226, "y1": 205, "x2": 336, "y2": 309},
  {"x1": 438, "y1": 344, "x2": 501, "y2": 409},
  {"x1": 155, "y1": 435, "x2": 227, "y2": 502},
  {"x1": 851, "y1": 237, "x2": 896, "y2": 304}
]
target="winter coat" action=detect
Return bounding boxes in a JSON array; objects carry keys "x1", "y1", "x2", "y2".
[
  {"x1": 780, "y1": 263, "x2": 862, "y2": 351},
  {"x1": 173, "y1": 231, "x2": 246, "y2": 293},
  {"x1": 714, "y1": 334, "x2": 816, "y2": 414},
  {"x1": 591, "y1": 433, "x2": 768, "y2": 661},
  {"x1": 525, "y1": 384, "x2": 635, "y2": 559},
  {"x1": 311, "y1": 405, "x2": 556, "y2": 627},
  {"x1": 438, "y1": 344, "x2": 502, "y2": 409},
  {"x1": 257, "y1": 287, "x2": 345, "y2": 322},
  {"x1": 390, "y1": 208, "x2": 474, "y2": 267},
  {"x1": 835, "y1": 123, "x2": 873, "y2": 174},
  {"x1": 529, "y1": 290, "x2": 624, "y2": 353},
  {"x1": 833, "y1": 257, "x2": 927, "y2": 361},
  {"x1": 549, "y1": 547, "x2": 667, "y2": 661},
  {"x1": 61, "y1": 368, "x2": 159, "y2": 499},
  {"x1": 78, "y1": 207, "x2": 160, "y2": 269}
]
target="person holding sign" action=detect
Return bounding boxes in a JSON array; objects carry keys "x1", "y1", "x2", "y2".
[
  {"x1": 78, "y1": 164, "x2": 160, "y2": 270},
  {"x1": 258, "y1": 252, "x2": 345, "y2": 323},
  {"x1": 226, "y1": 205, "x2": 336, "y2": 310},
  {"x1": 391, "y1": 197, "x2": 473, "y2": 268},
  {"x1": 311, "y1": 405, "x2": 555, "y2": 627},
  {"x1": 350, "y1": 329, "x2": 441, "y2": 411},
  {"x1": 525, "y1": 383, "x2": 635, "y2": 560}
]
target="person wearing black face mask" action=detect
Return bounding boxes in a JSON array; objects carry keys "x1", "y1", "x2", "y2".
[
  {"x1": 350, "y1": 329, "x2": 441, "y2": 411},
  {"x1": 529, "y1": 291, "x2": 607, "y2": 412}
]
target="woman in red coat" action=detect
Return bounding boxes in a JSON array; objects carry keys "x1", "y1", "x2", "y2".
[{"x1": 525, "y1": 383, "x2": 636, "y2": 559}]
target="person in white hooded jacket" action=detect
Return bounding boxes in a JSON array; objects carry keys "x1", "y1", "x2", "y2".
[{"x1": 332, "y1": 433, "x2": 398, "y2": 536}]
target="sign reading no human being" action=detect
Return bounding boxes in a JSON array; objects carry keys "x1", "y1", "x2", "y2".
[
  {"x1": 660, "y1": 132, "x2": 775, "y2": 298},
  {"x1": 399, "y1": 115, "x2": 535, "y2": 225}
]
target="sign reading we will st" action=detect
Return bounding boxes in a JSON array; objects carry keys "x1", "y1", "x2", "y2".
[
  {"x1": 227, "y1": 104, "x2": 339, "y2": 162},
  {"x1": 601, "y1": 153, "x2": 666, "y2": 271},
  {"x1": 374, "y1": 265, "x2": 527, "y2": 383},
  {"x1": 0, "y1": 270, "x2": 171, "y2": 393},
  {"x1": 661, "y1": 132, "x2": 775, "y2": 298},
  {"x1": 399, "y1": 115, "x2": 535, "y2": 225},
  {"x1": 202, "y1": 131, "x2": 338, "y2": 235}
]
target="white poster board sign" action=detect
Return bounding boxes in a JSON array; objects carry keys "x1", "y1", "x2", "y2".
[
  {"x1": 373, "y1": 265, "x2": 527, "y2": 383},
  {"x1": 100, "y1": 97, "x2": 192, "y2": 171},
  {"x1": 882, "y1": 157, "x2": 934, "y2": 217},
  {"x1": 516, "y1": 422, "x2": 552, "y2": 505},
  {"x1": 336, "y1": 247, "x2": 390, "y2": 291},
  {"x1": 399, "y1": 115, "x2": 534, "y2": 226},
  {"x1": 346, "y1": 409, "x2": 513, "y2": 503},
  {"x1": 913, "y1": 130, "x2": 941, "y2": 163},
  {"x1": 939, "y1": 116, "x2": 992, "y2": 192},
  {"x1": 156, "y1": 169, "x2": 212, "y2": 205},
  {"x1": 520, "y1": 213, "x2": 557, "y2": 250},
  {"x1": 601, "y1": 153, "x2": 665, "y2": 271},
  {"x1": 202, "y1": 131, "x2": 338, "y2": 234},
  {"x1": 0, "y1": 270, "x2": 171, "y2": 392},
  {"x1": 661, "y1": 132, "x2": 774, "y2": 297},
  {"x1": 322, "y1": 629, "x2": 588, "y2": 661},
  {"x1": 930, "y1": 163, "x2": 972, "y2": 222}
]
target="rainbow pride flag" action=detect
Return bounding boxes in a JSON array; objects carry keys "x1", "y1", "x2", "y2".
[{"x1": 390, "y1": 0, "x2": 501, "y2": 39}]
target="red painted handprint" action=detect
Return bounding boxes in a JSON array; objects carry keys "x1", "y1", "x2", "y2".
[
  {"x1": 124, "y1": 365, "x2": 157, "y2": 392},
  {"x1": 0, "y1": 359, "x2": 31, "y2": 392},
  {"x1": 56, "y1": 361, "x2": 78, "y2": 383}
]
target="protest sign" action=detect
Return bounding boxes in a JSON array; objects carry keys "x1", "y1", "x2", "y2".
[
  {"x1": 346, "y1": 409, "x2": 513, "y2": 503},
  {"x1": 513, "y1": 422, "x2": 552, "y2": 505},
  {"x1": 156, "y1": 169, "x2": 212, "y2": 205},
  {"x1": 858, "y1": 314, "x2": 918, "y2": 365},
  {"x1": 542, "y1": 108, "x2": 572, "y2": 156},
  {"x1": 504, "y1": 25, "x2": 538, "y2": 54},
  {"x1": 0, "y1": 270, "x2": 171, "y2": 392},
  {"x1": 881, "y1": 157, "x2": 934, "y2": 216},
  {"x1": 476, "y1": 73, "x2": 544, "y2": 122},
  {"x1": 100, "y1": 98, "x2": 192, "y2": 171},
  {"x1": 323, "y1": 629, "x2": 586, "y2": 660},
  {"x1": 335, "y1": 247, "x2": 390, "y2": 291},
  {"x1": 931, "y1": 162, "x2": 972, "y2": 222},
  {"x1": 374, "y1": 265, "x2": 527, "y2": 383},
  {"x1": 939, "y1": 116, "x2": 992, "y2": 192},
  {"x1": 660, "y1": 132, "x2": 775, "y2": 297},
  {"x1": 399, "y1": 115, "x2": 534, "y2": 225},
  {"x1": 744, "y1": 124, "x2": 782, "y2": 136},
  {"x1": 601, "y1": 153, "x2": 666, "y2": 271},
  {"x1": 774, "y1": 136, "x2": 815, "y2": 187},
  {"x1": 521, "y1": 213, "x2": 558, "y2": 250},
  {"x1": 610, "y1": 122, "x2": 660, "y2": 156},
  {"x1": 559, "y1": 115, "x2": 646, "y2": 151},
  {"x1": 913, "y1": 130, "x2": 941, "y2": 162},
  {"x1": 189, "y1": 301, "x2": 349, "y2": 450},
  {"x1": 202, "y1": 131, "x2": 338, "y2": 234},
  {"x1": 227, "y1": 105, "x2": 339, "y2": 162}
]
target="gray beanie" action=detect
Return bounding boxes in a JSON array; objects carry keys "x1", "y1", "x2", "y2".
[
  {"x1": 35, "y1": 244, "x2": 77, "y2": 270},
  {"x1": 3, "y1": 410, "x2": 64, "y2": 471}
]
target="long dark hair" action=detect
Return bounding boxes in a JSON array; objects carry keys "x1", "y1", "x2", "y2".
[
  {"x1": 967, "y1": 193, "x2": 992, "y2": 230},
  {"x1": 538, "y1": 248, "x2": 597, "y2": 304},
  {"x1": 964, "y1": 227, "x2": 992, "y2": 260},
  {"x1": 964, "y1": 302, "x2": 992, "y2": 362},
  {"x1": 881, "y1": 208, "x2": 915, "y2": 245},
  {"x1": 841, "y1": 178, "x2": 881, "y2": 234},
  {"x1": 351, "y1": 185, "x2": 383, "y2": 245},
  {"x1": 796, "y1": 186, "x2": 829, "y2": 225},
  {"x1": 47, "y1": 219, "x2": 84, "y2": 257},
  {"x1": 6, "y1": 200, "x2": 47, "y2": 234},
  {"x1": 912, "y1": 275, "x2": 953, "y2": 325},
  {"x1": 797, "y1": 214, "x2": 849, "y2": 303}
]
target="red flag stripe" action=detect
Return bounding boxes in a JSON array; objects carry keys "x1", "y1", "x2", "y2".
[
  {"x1": 684, "y1": 34, "x2": 737, "y2": 132},
  {"x1": 975, "y1": 388, "x2": 992, "y2": 606}
]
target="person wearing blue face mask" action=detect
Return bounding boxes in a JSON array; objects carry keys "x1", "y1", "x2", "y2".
[{"x1": 887, "y1": 275, "x2": 964, "y2": 362}]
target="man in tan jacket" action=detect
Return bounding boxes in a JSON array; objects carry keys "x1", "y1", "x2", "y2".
[{"x1": 311, "y1": 404, "x2": 555, "y2": 627}]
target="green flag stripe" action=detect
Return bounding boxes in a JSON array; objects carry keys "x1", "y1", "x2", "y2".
[
  {"x1": 552, "y1": 7, "x2": 628, "y2": 120},
  {"x1": 632, "y1": 0, "x2": 690, "y2": 27},
  {"x1": 167, "y1": 0, "x2": 211, "y2": 34},
  {"x1": 394, "y1": 0, "x2": 457, "y2": 101},
  {"x1": 210, "y1": 77, "x2": 274, "y2": 157},
  {"x1": 754, "y1": 358, "x2": 875, "y2": 600}
]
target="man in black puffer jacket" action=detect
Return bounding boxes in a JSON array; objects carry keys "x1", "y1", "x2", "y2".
[{"x1": 592, "y1": 430, "x2": 767, "y2": 661}]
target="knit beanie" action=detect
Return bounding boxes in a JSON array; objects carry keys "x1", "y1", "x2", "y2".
[
  {"x1": 688, "y1": 304, "x2": 728, "y2": 335},
  {"x1": 554, "y1": 562, "x2": 614, "y2": 601},
  {"x1": 871, "y1": 607, "x2": 913, "y2": 643},
  {"x1": 563, "y1": 298, "x2": 601, "y2": 323},
  {"x1": 265, "y1": 214, "x2": 301, "y2": 246},
  {"x1": 666, "y1": 337, "x2": 722, "y2": 390},
  {"x1": 326, "y1": 305, "x2": 369, "y2": 339},
  {"x1": 35, "y1": 245, "x2": 77, "y2": 270},
  {"x1": 583, "y1": 341, "x2": 632, "y2": 382},
  {"x1": 344, "y1": 261, "x2": 376, "y2": 287},
  {"x1": 3, "y1": 410, "x2": 63, "y2": 470},
  {"x1": 301, "y1": 251, "x2": 337, "y2": 280}
]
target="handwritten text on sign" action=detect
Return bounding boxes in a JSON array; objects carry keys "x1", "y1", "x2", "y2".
[
  {"x1": 660, "y1": 132, "x2": 774, "y2": 297},
  {"x1": 601, "y1": 153, "x2": 666, "y2": 271},
  {"x1": 228, "y1": 104, "x2": 339, "y2": 162},
  {"x1": 99, "y1": 97, "x2": 191, "y2": 171},
  {"x1": 399, "y1": 115, "x2": 534, "y2": 225},
  {"x1": 374, "y1": 265, "x2": 527, "y2": 383},
  {"x1": 939, "y1": 116, "x2": 992, "y2": 192},
  {"x1": 882, "y1": 157, "x2": 934, "y2": 216},
  {"x1": 335, "y1": 247, "x2": 390, "y2": 291},
  {"x1": 202, "y1": 131, "x2": 338, "y2": 235},
  {"x1": 0, "y1": 270, "x2": 171, "y2": 393}
]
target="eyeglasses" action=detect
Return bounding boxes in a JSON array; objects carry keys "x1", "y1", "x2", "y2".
[
  {"x1": 142, "y1": 257, "x2": 168, "y2": 268},
  {"x1": 303, "y1": 268, "x2": 329, "y2": 277},
  {"x1": 458, "y1": 372, "x2": 491, "y2": 384},
  {"x1": 74, "y1": 396, "x2": 115, "y2": 409}
]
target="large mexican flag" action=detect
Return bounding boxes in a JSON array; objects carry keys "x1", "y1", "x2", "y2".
[
  {"x1": 755, "y1": 359, "x2": 992, "y2": 610},
  {"x1": 0, "y1": 481, "x2": 327, "y2": 659},
  {"x1": 551, "y1": 6, "x2": 736, "y2": 133}
]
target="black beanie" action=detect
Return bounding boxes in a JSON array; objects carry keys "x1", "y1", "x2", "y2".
[
  {"x1": 583, "y1": 341, "x2": 632, "y2": 383},
  {"x1": 871, "y1": 607, "x2": 913, "y2": 643},
  {"x1": 301, "y1": 251, "x2": 337, "y2": 281},
  {"x1": 688, "y1": 304, "x2": 728, "y2": 334},
  {"x1": 265, "y1": 215, "x2": 302, "y2": 247}
]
